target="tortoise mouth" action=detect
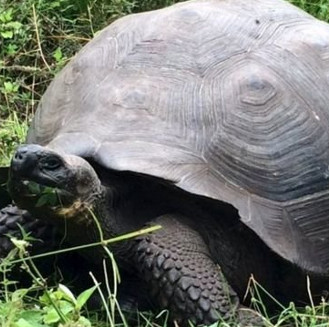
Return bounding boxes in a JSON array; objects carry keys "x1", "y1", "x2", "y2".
[
  {"x1": 10, "y1": 177, "x2": 90, "y2": 221},
  {"x1": 10, "y1": 176, "x2": 75, "y2": 210}
]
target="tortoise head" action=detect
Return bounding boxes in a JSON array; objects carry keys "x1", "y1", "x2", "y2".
[{"x1": 8, "y1": 144, "x2": 104, "y2": 223}]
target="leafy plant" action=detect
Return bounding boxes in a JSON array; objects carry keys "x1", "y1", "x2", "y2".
[
  {"x1": 289, "y1": 0, "x2": 329, "y2": 21},
  {"x1": 0, "y1": 232, "x2": 96, "y2": 327},
  {"x1": 0, "y1": 112, "x2": 28, "y2": 165},
  {"x1": 0, "y1": 221, "x2": 162, "y2": 327}
]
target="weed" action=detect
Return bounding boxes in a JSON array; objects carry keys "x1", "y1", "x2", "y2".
[
  {"x1": 0, "y1": 112, "x2": 28, "y2": 165},
  {"x1": 0, "y1": 223, "x2": 161, "y2": 327},
  {"x1": 0, "y1": 240, "x2": 97, "y2": 327},
  {"x1": 289, "y1": 0, "x2": 329, "y2": 21}
]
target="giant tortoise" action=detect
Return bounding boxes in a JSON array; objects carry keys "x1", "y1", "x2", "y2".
[{"x1": 2, "y1": 0, "x2": 329, "y2": 325}]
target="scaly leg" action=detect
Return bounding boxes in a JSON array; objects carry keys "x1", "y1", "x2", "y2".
[
  {"x1": 0, "y1": 205, "x2": 57, "y2": 257},
  {"x1": 131, "y1": 214, "x2": 265, "y2": 326}
]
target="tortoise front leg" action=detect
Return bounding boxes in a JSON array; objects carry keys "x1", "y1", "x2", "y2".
[
  {"x1": 132, "y1": 214, "x2": 264, "y2": 326},
  {"x1": 0, "y1": 205, "x2": 57, "y2": 257}
]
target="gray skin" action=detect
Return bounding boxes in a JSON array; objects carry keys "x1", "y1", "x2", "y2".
[{"x1": 6, "y1": 144, "x2": 271, "y2": 326}]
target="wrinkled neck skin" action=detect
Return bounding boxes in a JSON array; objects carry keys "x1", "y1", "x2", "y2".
[
  {"x1": 90, "y1": 174, "x2": 171, "y2": 264},
  {"x1": 67, "y1": 180, "x2": 171, "y2": 268}
]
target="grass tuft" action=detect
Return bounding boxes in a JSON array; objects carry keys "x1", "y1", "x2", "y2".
[
  {"x1": 0, "y1": 224, "x2": 163, "y2": 327},
  {"x1": 0, "y1": 112, "x2": 28, "y2": 165}
]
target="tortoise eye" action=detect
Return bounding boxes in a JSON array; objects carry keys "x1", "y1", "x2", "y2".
[{"x1": 41, "y1": 157, "x2": 62, "y2": 170}]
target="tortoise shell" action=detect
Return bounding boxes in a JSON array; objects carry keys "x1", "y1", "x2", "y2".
[{"x1": 27, "y1": 0, "x2": 329, "y2": 274}]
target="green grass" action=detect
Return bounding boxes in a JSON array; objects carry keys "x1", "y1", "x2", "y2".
[
  {"x1": 0, "y1": 226, "x2": 163, "y2": 327},
  {"x1": 289, "y1": 0, "x2": 329, "y2": 21},
  {"x1": 0, "y1": 112, "x2": 28, "y2": 166},
  {"x1": 1, "y1": 0, "x2": 329, "y2": 326}
]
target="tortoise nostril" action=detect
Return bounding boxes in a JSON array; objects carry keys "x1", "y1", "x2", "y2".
[
  {"x1": 11, "y1": 146, "x2": 39, "y2": 174},
  {"x1": 15, "y1": 153, "x2": 23, "y2": 160},
  {"x1": 14, "y1": 148, "x2": 28, "y2": 161}
]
